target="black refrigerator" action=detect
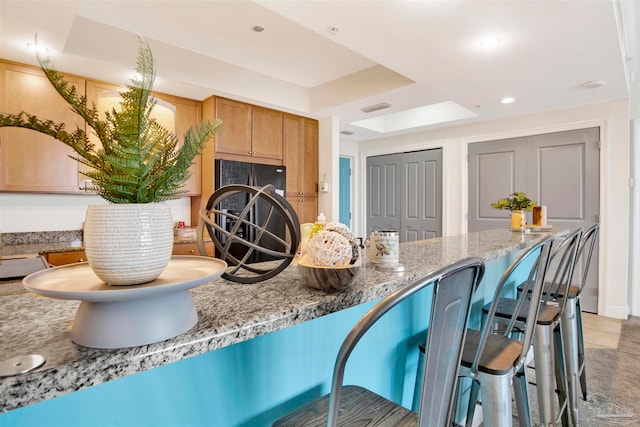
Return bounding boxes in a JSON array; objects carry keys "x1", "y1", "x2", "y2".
[{"x1": 214, "y1": 159, "x2": 287, "y2": 263}]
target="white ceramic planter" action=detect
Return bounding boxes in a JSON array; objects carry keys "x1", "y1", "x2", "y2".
[{"x1": 83, "y1": 203, "x2": 174, "y2": 285}]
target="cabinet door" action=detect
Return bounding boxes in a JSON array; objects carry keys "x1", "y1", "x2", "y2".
[
  {"x1": 0, "y1": 62, "x2": 85, "y2": 192},
  {"x1": 86, "y1": 82, "x2": 204, "y2": 196},
  {"x1": 155, "y1": 93, "x2": 203, "y2": 196},
  {"x1": 45, "y1": 251, "x2": 87, "y2": 266},
  {"x1": 287, "y1": 196, "x2": 317, "y2": 225},
  {"x1": 284, "y1": 114, "x2": 318, "y2": 197},
  {"x1": 299, "y1": 197, "x2": 318, "y2": 224},
  {"x1": 215, "y1": 98, "x2": 252, "y2": 156},
  {"x1": 172, "y1": 242, "x2": 214, "y2": 256},
  {"x1": 284, "y1": 114, "x2": 303, "y2": 195},
  {"x1": 252, "y1": 106, "x2": 283, "y2": 160},
  {"x1": 301, "y1": 118, "x2": 318, "y2": 195},
  {"x1": 84, "y1": 80, "x2": 125, "y2": 190}
]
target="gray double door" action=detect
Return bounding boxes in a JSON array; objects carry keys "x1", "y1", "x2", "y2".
[
  {"x1": 468, "y1": 127, "x2": 600, "y2": 312},
  {"x1": 366, "y1": 148, "x2": 442, "y2": 242}
]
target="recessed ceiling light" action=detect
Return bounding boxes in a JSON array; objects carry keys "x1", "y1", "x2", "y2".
[
  {"x1": 500, "y1": 97, "x2": 516, "y2": 104},
  {"x1": 480, "y1": 37, "x2": 501, "y2": 48},
  {"x1": 328, "y1": 26, "x2": 339, "y2": 35},
  {"x1": 252, "y1": 26, "x2": 264, "y2": 33},
  {"x1": 27, "y1": 42, "x2": 48, "y2": 55}
]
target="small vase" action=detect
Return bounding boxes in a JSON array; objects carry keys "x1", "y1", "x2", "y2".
[
  {"x1": 83, "y1": 203, "x2": 174, "y2": 285},
  {"x1": 510, "y1": 210, "x2": 526, "y2": 231}
]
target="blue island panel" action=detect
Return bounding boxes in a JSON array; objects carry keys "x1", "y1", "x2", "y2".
[{"x1": 1, "y1": 252, "x2": 522, "y2": 427}]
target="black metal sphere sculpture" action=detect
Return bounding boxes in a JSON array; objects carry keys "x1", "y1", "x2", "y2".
[{"x1": 197, "y1": 184, "x2": 300, "y2": 284}]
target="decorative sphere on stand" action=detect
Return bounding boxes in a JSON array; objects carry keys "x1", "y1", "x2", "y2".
[{"x1": 197, "y1": 184, "x2": 300, "y2": 284}]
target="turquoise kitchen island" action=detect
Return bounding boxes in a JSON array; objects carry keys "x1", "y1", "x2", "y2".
[{"x1": 0, "y1": 229, "x2": 564, "y2": 426}]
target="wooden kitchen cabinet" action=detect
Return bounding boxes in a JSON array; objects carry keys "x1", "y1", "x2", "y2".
[
  {"x1": 214, "y1": 97, "x2": 283, "y2": 162},
  {"x1": 85, "y1": 80, "x2": 203, "y2": 196},
  {"x1": 252, "y1": 106, "x2": 283, "y2": 159},
  {"x1": 0, "y1": 61, "x2": 85, "y2": 193},
  {"x1": 44, "y1": 241, "x2": 215, "y2": 267},
  {"x1": 44, "y1": 251, "x2": 87, "y2": 266},
  {"x1": 154, "y1": 92, "x2": 203, "y2": 196},
  {"x1": 172, "y1": 241, "x2": 214, "y2": 256},
  {"x1": 284, "y1": 113, "x2": 318, "y2": 223},
  {"x1": 286, "y1": 196, "x2": 318, "y2": 224}
]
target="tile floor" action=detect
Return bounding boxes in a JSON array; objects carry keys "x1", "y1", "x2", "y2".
[{"x1": 582, "y1": 312, "x2": 622, "y2": 349}]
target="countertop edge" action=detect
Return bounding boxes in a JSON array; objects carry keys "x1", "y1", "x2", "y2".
[{"x1": 0, "y1": 228, "x2": 566, "y2": 412}]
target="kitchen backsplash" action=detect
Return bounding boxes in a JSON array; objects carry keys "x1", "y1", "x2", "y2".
[{"x1": 2, "y1": 230, "x2": 83, "y2": 246}]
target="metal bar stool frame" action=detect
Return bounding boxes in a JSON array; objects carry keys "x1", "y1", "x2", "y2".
[
  {"x1": 555, "y1": 224, "x2": 599, "y2": 424},
  {"x1": 488, "y1": 228, "x2": 583, "y2": 427},
  {"x1": 272, "y1": 257, "x2": 485, "y2": 427},
  {"x1": 459, "y1": 236, "x2": 554, "y2": 427}
]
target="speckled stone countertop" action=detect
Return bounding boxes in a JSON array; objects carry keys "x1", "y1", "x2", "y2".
[
  {"x1": 0, "y1": 228, "x2": 565, "y2": 413},
  {"x1": 1, "y1": 229, "x2": 205, "y2": 258},
  {"x1": 2, "y1": 231, "x2": 84, "y2": 257}
]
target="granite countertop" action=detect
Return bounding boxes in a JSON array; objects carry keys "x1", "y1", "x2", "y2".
[
  {"x1": 0, "y1": 228, "x2": 565, "y2": 413},
  {"x1": 2, "y1": 236, "x2": 204, "y2": 258}
]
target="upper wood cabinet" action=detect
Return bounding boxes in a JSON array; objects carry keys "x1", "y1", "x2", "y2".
[
  {"x1": 0, "y1": 61, "x2": 85, "y2": 193},
  {"x1": 284, "y1": 113, "x2": 318, "y2": 197},
  {"x1": 154, "y1": 92, "x2": 203, "y2": 196},
  {"x1": 284, "y1": 114, "x2": 318, "y2": 224},
  {"x1": 85, "y1": 80, "x2": 203, "y2": 196},
  {"x1": 215, "y1": 97, "x2": 283, "y2": 161}
]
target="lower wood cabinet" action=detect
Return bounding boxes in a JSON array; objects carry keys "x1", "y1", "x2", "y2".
[
  {"x1": 171, "y1": 241, "x2": 214, "y2": 257},
  {"x1": 44, "y1": 241, "x2": 215, "y2": 267},
  {"x1": 287, "y1": 196, "x2": 318, "y2": 225},
  {"x1": 44, "y1": 251, "x2": 87, "y2": 266}
]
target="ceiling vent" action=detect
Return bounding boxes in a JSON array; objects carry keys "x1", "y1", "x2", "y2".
[
  {"x1": 340, "y1": 130, "x2": 355, "y2": 136},
  {"x1": 360, "y1": 102, "x2": 392, "y2": 113}
]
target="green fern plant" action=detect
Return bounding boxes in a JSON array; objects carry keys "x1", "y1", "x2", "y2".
[{"x1": 0, "y1": 36, "x2": 221, "y2": 203}]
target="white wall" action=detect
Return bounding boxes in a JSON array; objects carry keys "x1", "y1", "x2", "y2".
[
  {"x1": 340, "y1": 100, "x2": 631, "y2": 319},
  {"x1": 317, "y1": 117, "x2": 340, "y2": 222},
  {"x1": 0, "y1": 193, "x2": 192, "y2": 232}
]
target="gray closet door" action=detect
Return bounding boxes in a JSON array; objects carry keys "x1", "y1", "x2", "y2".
[
  {"x1": 367, "y1": 149, "x2": 442, "y2": 242},
  {"x1": 468, "y1": 127, "x2": 600, "y2": 312},
  {"x1": 468, "y1": 136, "x2": 528, "y2": 230},
  {"x1": 402, "y1": 149, "x2": 443, "y2": 241},
  {"x1": 367, "y1": 153, "x2": 402, "y2": 234}
]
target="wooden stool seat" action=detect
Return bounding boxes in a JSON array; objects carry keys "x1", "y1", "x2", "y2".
[
  {"x1": 486, "y1": 297, "x2": 562, "y2": 326},
  {"x1": 459, "y1": 329, "x2": 523, "y2": 376},
  {"x1": 274, "y1": 385, "x2": 417, "y2": 427}
]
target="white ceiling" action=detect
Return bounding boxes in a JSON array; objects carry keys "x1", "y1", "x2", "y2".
[{"x1": 0, "y1": 0, "x2": 631, "y2": 142}]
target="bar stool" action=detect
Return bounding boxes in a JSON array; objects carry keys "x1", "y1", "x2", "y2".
[
  {"x1": 461, "y1": 236, "x2": 554, "y2": 427},
  {"x1": 412, "y1": 237, "x2": 553, "y2": 427},
  {"x1": 272, "y1": 257, "x2": 485, "y2": 427},
  {"x1": 549, "y1": 224, "x2": 599, "y2": 424},
  {"x1": 488, "y1": 228, "x2": 583, "y2": 427}
]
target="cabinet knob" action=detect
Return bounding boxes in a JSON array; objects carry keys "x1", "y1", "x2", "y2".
[
  {"x1": 252, "y1": 151, "x2": 256, "y2": 155},
  {"x1": 248, "y1": 151, "x2": 252, "y2": 154},
  {"x1": 190, "y1": 249, "x2": 195, "y2": 254},
  {"x1": 79, "y1": 258, "x2": 84, "y2": 262}
]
